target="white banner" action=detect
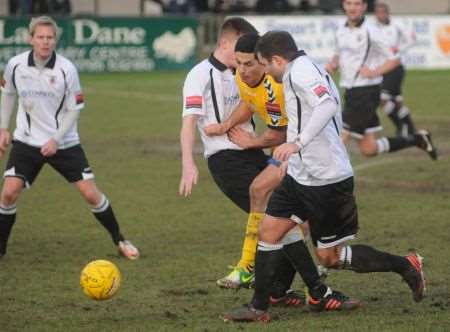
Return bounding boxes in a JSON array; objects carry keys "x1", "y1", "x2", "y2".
[{"x1": 243, "y1": 15, "x2": 450, "y2": 69}]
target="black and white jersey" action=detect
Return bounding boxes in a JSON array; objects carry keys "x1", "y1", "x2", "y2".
[
  {"x1": 283, "y1": 52, "x2": 353, "y2": 186},
  {"x1": 334, "y1": 17, "x2": 398, "y2": 88},
  {"x1": 182, "y1": 54, "x2": 253, "y2": 158},
  {"x1": 373, "y1": 19, "x2": 415, "y2": 57},
  {"x1": 1, "y1": 51, "x2": 84, "y2": 149}
]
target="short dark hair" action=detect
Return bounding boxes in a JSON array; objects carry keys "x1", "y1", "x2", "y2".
[
  {"x1": 375, "y1": 2, "x2": 389, "y2": 11},
  {"x1": 219, "y1": 17, "x2": 257, "y2": 37},
  {"x1": 234, "y1": 33, "x2": 260, "y2": 54},
  {"x1": 256, "y1": 31, "x2": 298, "y2": 61}
]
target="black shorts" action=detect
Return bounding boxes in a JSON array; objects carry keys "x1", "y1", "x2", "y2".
[
  {"x1": 266, "y1": 175, "x2": 359, "y2": 248},
  {"x1": 207, "y1": 149, "x2": 269, "y2": 213},
  {"x1": 381, "y1": 65, "x2": 405, "y2": 99},
  {"x1": 4, "y1": 140, "x2": 94, "y2": 187},
  {"x1": 343, "y1": 85, "x2": 382, "y2": 138}
]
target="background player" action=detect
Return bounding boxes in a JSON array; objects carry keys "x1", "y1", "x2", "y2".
[
  {"x1": 0, "y1": 16, "x2": 139, "y2": 260},
  {"x1": 374, "y1": 1, "x2": 417, "y2": 137},
  {"x1": 326, "y1": 0, "x2": 437, "y2": 160}
]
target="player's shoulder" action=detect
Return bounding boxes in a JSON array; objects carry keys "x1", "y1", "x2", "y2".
[
  {"x1": 290, "y1": 55, "x2": 322, "y2": 81},
  {"x1": 185, "y1": 59, "x2": 211, "y2": 81},
  {"x1": 6, "y1": 51, "x2": 29, "y2": 68},
  {"x1": 55, "y1": 53, "x2": 78, "y2": 73}
]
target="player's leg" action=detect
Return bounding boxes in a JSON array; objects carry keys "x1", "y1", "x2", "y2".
[
  {"x1": 392, "y1": 66, "x2": 417, "y2": 137},
  {"x1": 310, "y1": 176, "x2": 425, "y2": 302},
  {"x1": 0, "y1": 141, "x2": 44, "y2": 258},
  {"x1": 208, "y1": 149, "x2": 267, "y2": 288},
  {"x1": 317, "y1": 244, "x2": 425, "y2": 302},
  {"x1": 0, "y1": 178, "x2": 24, "y2": 257},
  {"x1": 48, "y1": 145, "x2": 139, "y2": 260},
  {"x1": 223, "y1": 176, "x2": 359, "y2": 322},
  {"x1": 237, "y1": 162, "x2": 283, "y2": 271}
]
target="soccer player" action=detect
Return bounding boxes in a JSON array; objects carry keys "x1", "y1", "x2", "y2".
[
  {"x1": 0, "y1": 16, "x2": 139, "y2": 260},
  {"x1": 374, "y1": 2, "x2": 417, "y2": 137},
  {"x1": 325, "y1": 0, "x2": 437, "y2": 159},
  {"x1": 223, "y1": 30, "x2": 426, "y2": 323},
  {"x1": 204, "y1": 32, "x2": 313, "y2": 290},
  {"x1": 179, "y1": 19, "x2": 304, "y2": 304}
]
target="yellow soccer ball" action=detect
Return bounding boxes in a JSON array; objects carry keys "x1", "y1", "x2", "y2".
[{"x1": 80, "y1": 260, "x2": 121, "y2": 300}]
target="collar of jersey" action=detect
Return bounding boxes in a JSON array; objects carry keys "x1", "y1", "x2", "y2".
[
  {"x1": 28, "y1": 51, "x2": 56, "y2": 69},
  {"x1": 345, "y1": 16, "x2": 365, "y2": 28},
  {"x1": 208, "y1": 54, "x2": 228, "y2": 72},
  {"x1": 291, "y1": 50, "x2": 307, "y2": 61}
]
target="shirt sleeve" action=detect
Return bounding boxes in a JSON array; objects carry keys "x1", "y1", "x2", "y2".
[
  {"x1": 291, "y1": 66, "x2": 333, "y2": 108},
  {"x1": 182, "y1": 68, "x2": 206, "y2": 118},
  {"x1": 265, "y1": 82, "x2": 287, "y2": 129},
  {"x1": 1, "y1": 59, "x2": 18, "y2": 95},
  {"x1": 369, "y1": 26, "x2": 398, "y2": 60},
  {"x1": 65, "y1": 64, "x2": 85, "y2": 111}
]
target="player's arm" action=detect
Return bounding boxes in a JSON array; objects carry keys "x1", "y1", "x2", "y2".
[
  {"x1": 179, "y1": 114, "x2": 199, "y2": 197},
  {"x1": 41, "y1": 66, "x2": 84, "y2": 157},
  {"x1": 360, "y1": 28, "x2": 400, "y2": 78},
  {"x1": 228, "y1": 125, "x2": 286, "y2": 149},
  {"x1": 325, "y1": 54, "x2": 339, "y2": 74},
  {"x1": 0, "y1": 61, "x2": 18, "y2": 158},
  {"x1": 0, "y1": 92, "x2": 15, "y2": 158},
  {"x1": 275, "y1": 98, "x2": 337, "y2": 161},
  {"x1": 204, "y1": 100, "x2": 252, "y2": 136}
]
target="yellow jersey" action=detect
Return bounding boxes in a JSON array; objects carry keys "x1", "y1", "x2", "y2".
[{"x1": 236, "y1": 71, "x2": 288, "y2": 129}]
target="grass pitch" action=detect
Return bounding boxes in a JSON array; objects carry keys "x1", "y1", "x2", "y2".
[{"x1": 0, "y1": 70, "x2": 449, "y2": 331}]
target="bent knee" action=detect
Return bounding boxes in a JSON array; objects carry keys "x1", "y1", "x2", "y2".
[
  {"x1": 359, "y1": 142, "x2": 378, "y2": 157},
  {"x1": 315, "y1": 251, "x2": 341, "y2": 268}
]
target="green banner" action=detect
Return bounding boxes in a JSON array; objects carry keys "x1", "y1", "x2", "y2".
[{"x1": 0, "y1": 17, "x2": 198, "y2": 72}]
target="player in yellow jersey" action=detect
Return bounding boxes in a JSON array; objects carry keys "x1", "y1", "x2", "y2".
[{"x1": 205, "y1": 33, "x2": 309, "y2": 293}]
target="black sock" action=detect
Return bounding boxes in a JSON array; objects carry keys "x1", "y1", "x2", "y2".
[
  {"x1": 92, "y1": 200, "x2": 124, "y2": 245},
  {"x1": 349, "y1": 244, "x2": 409, "y2": 274},
  {"x1": 0, "y1": 208, "x2": 17, "y2": 256},
  {"x1": 251, "y1": 245, "x2": 284, "y2": 311},
  {"x1": 282, "y1": 240, "x2": 327, "y2": 299},
  {"x1": 387, "y1": 136, "x2": 415, "y2": 152},
  {"x1": 398, "y1": 105, "x2": 416, "y2": 136},
  {"x1": 388, "y1": 109, "x2": 402, "y2": 133},
  {"x1": 269, "y1": 253, "x2": 296, "y2": 299}
]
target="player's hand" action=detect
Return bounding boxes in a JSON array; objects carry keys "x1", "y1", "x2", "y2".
[
  {"x1": 228, "y1": 127, "x2": 255, "y2": 149},
  {"x1": 359, "y1": 65, "x2": 377, "y2": 79},
  {"x1": 41, "y1": 138, "x2": 58, "y2": 157},
  {"x1": 204, "y1": 123, "x2": 226, "y2": 136},
  {"x1": 279, "y1": 160, "x2": 288, "y2": 178},
  {"x1": 0, "y1": 129, "x2": 11, "y2": 159},
  {"x1": 325, "y1": 62, "x2": 338, "y2": 74},
  {"x1": 273, "y1": 143, "x2": 300, "y2": 161},
  {"x1": 179, "y1": 163, "x2": 199, "y2": 197}
]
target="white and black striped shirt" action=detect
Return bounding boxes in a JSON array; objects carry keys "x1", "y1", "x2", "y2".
[
  {"x1": 283, "y1": 51, "x2": 353, "y2": 186},
  {"x1": 1, "y1": 51, "x2": 84, "y2": 148},
  {"x1": 182, "y1": 54, "x2": 254, "y2": 158},
  {"x1": 334, "y1": 17, "x2": 397, "y2": 89}
]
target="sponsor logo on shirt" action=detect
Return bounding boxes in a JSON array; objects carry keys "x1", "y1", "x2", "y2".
[
  {"x1": 20, "y1": 90, "x2": 56, "y2": 98},
  {"x1": 224, "y1": 94, "x2": 239, "y2": 106},
  {"x1": 266, "y1": 102, "x2": 282, "y2": 125},
  {"x1": 313, "y1": 85, "x2": 329, "y2": 98},
  {"x1": 185, "y1": 95, "x2": 202, "y2": 109}
]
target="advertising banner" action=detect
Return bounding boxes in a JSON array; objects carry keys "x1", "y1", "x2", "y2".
[
  {"x1": 0, "y1": 17, "x2": 198, "y2": 72},
  {"x1": 243, "y1": 15, "x2": 450, "y2": 69}
]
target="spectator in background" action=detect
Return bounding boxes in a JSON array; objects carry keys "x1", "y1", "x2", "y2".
[
  {"x1": 164, "y1": 0, "x2": 196, "y2": 14},
  {"x1": 256, "y1": 0, "x2": 290, "y2": 13},
  {"x1": 18, "y1": 0, "x2": 33, "y2": 15},
  {"x1": 47, "y1": 0, "x2": 72, "y2": 15}
]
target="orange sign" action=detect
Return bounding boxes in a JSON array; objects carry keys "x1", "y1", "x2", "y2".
[{"x1": 436, "y1": 25, "x2": 450, "y2": 55}]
